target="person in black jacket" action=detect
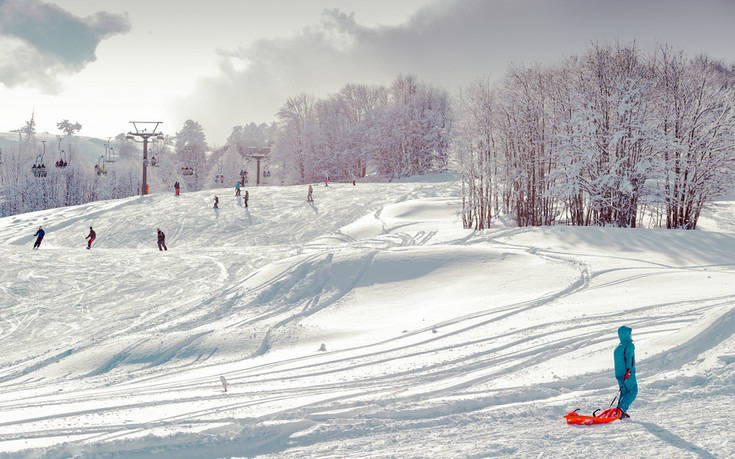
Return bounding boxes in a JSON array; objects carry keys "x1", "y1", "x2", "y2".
[
  {"x1": 157, "y1": 228, "x2": 167, "y2": 251},
  {"x1": 33, "y1": 226, "x2": 45, "y2": 249}
]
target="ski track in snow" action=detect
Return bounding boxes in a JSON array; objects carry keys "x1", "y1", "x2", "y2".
[{"x1": 0, "y1": 178, "x2": 733, "y2": 457}]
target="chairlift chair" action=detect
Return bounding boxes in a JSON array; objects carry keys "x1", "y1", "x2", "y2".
[
  {"x1": 214, "y1": 159, "x2": 225, "y2": 184},
  {"x1": 32, "y1": 154, "x2": 47, "y2": 178},
  {"x1": 55, "y1": 150, "x2": 68, "y2": 168},
  {"x1": 106, "y1": 147, "x2": 118, "y2": 163},
  {"x1": 55, "y1": 137, "x2": 68, "y2": 168},
  {"x1": 95, "y1": 155, "x2": 107, "y2": 176}
]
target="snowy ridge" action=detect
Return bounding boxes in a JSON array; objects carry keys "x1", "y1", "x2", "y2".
[{"x1": 0, "y1": 178, "x2": 733, "y2": 457}]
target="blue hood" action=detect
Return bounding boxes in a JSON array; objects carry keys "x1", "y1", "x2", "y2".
[{"x1": 618, "y1": 326, "x2": 632, "y2": 342}]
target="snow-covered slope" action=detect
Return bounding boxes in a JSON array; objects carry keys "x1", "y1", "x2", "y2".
[{"x1": 0, "y1": 178, "x2": 733, "y2": 458}]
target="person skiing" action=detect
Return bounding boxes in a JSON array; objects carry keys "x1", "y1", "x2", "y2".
[
  {"x1": 213, "y1": 195, "x2": 219, "y2": 209},
  {"x1": 174, "y1": 181, "x2": 180, "y2": 196},
  {"x1": 307, "y1": 184, "x2": 314, "y2": 203},
  {"x1": 86, "y1": 226, "x2": 96, "y2": 249},
  {"x1": 33, "y1": 226, "x2": 45, "y2": 249},
  {"x1": 157, "y1": 228, "x2": 167, "y2": 251},
  {"x1": 244, "y1": 190, "x2": 249, "y2": 208},
  {"x1": 235, "y1": 181, "x2": 241, "y2": 197},
  {"x1": 614, "y1": 325, "x2": 637, "y2": 418}
]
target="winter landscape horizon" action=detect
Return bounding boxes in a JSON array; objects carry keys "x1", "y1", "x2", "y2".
[{"x1": 2, "y1": 1, "x2": 735, "y2": 458}]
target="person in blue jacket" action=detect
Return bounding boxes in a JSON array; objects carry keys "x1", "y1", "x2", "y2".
[
  {"x1": 33, "y1": 226, "x2": 45, "y2": 249},
  {"x1": 235, "y1": 181, "x2": 241, "y2": 197},
  {"x1": 614, "y1": 325, "x2": 637, "y2": 418}
]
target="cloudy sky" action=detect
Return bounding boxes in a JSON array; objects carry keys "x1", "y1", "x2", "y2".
[{"x1": 1, "y1": 0, "x2": 734, "y2": 144}]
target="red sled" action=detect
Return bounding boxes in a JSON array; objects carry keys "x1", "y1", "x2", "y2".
[{"x1": 564, "y1": 407, "x2": 622, "y2": 426}]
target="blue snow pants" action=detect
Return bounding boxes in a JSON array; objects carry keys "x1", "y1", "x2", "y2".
[{"x1": 617, "y1": 377, "x2": 638, "y2": 412}]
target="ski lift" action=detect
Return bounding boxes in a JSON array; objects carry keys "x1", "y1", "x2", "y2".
[
  {"x1": 32, "y1": 157, "x2": 47, "y2": 178},
  {"x1": 214, "y1": 159, "x2": 225, "y2": 184},
  {"x1": 149, "y1": 136, "x2": 164, "y2": 167},
  {"x1": 55, "y1": 137, "x2": 68, "y2": 168},
  {"x1": 32, "y1": 141, "x2": 47, "y2": 178},
  {"x1": 181, "y1": 164, "x2": 194, "y2": 176},
  {"x1": 104, "y1": 141, "x2": 118, "y2": 163},
  {"x1": 95, "y1": 155, "x2": 108, "y2": 176},
  {"x1": 55, "y1": 152, "x2": 68, "y2": 168}
]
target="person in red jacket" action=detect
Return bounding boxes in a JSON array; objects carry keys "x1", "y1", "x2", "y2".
[{"x1": 86, "y1": 227, "x2": 96, "y2": 249}]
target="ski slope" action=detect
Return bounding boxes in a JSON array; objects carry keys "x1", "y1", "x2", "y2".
[{"x1": 0, "y1": 177, "x2": 733, "y2": 458}]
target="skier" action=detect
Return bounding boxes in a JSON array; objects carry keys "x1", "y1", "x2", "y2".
[
  {"x1": 213, "y1": 195, "x2": 219, "y2": 209},
  {"x1": 174, "y1": 181, "x2": 180, "y2": 196},
  {"x1": 157, "y1": 228, "x2": 167, "y2": 251},
  {"x1": 614, "y1": 325, "x2": 637, "y2": 418},
  {"x1": 244, "y1": 190, "x2": 249, "y2": 208},
  {"x1": 307, "y1": 184, "x2": 314, "y2": 203},
  {"x1": 85, "y1": 226, "x2": 96, "y2": 249},
  {"x1": 235, "y1": 181, "x2": 241, "y2": 197},
  {"x1": 33, "y1": 226, "x2": 45, "y2": 249}
]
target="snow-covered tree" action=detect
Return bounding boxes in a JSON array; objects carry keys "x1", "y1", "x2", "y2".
[{"x1": 272, "y1": 76, "x2": 451, "y2": 184}]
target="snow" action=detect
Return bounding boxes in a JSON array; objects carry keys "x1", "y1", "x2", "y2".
[{"x1": 0, "y1": 177, "x2": 733, "y2": 458}]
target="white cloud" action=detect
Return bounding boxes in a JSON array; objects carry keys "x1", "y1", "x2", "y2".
[{"x1": 0, "y1": 0, "x2": 130, "y2": 91}]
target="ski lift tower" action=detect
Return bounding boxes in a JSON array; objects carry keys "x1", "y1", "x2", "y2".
[
  {"x1": 127, "y1": 121, "x2": 164, "y2": 196},
  {"x1": 240, "y1": 146, "x2": 271, "y2": 186}
]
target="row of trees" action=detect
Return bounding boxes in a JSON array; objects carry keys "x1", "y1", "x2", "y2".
[
  {"x1": 5, "y1": 47, "x2": 733, "y2": 232},
  {"x1": 272, "y1": 75, "x2": 452, "y2": 183},
  {"x1": 459, "y1": 44, "x2": 735, "y2": 230}
]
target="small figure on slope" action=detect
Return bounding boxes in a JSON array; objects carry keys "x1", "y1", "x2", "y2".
[
  {"x1": 244, "y1": 190, "x2": 249, "y2": 209},
  {"x1": 157, "y1": 228, "x2": 167, "y2": 251},
  {"x1": 86, "y1": 226, "x2": 96, "y2": 249},
  {"x1": 174, "y1": 181, "x2": 180, "y2": 196},
  {"x1": 33, "y1": 226, "x2": 45, "y2": 249},
  {"x1": 235, "y1": 181, "x2": 241, "y2": 197},
  {"x1": 307, "y1": 184, "x2": 314, "y2": 203},
  {"x1": 213, "y1": 195, "x2": 219, "y2": 209},
  {"x1": 614, "y1": 326, "x2": 637, "y2": 419}
]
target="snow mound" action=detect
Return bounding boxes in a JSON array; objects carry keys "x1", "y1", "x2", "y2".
[{"x1": 0, "y1": 179, "x2": 733, "y2": 457}]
